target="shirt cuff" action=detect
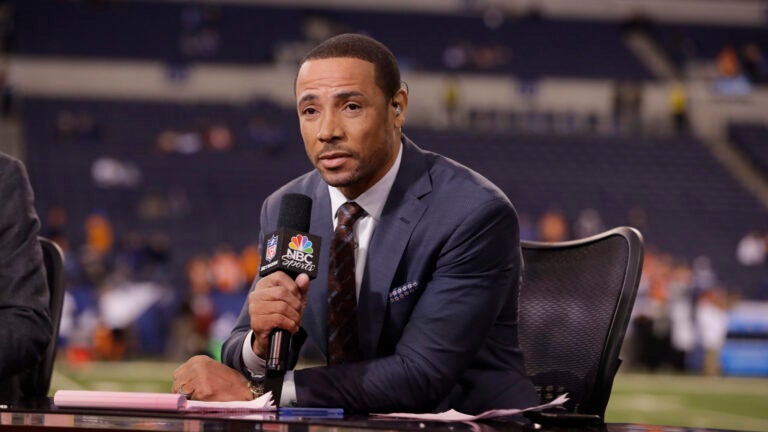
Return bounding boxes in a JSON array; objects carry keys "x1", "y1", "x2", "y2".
[
  {"x1": 241, "y1": 330, "x2": 266, "y2": 376},
  {"x1": 280, "y1": 371, "x2": 297, "y2": 407},
  {"x1": 241, "y1": 330, "x2": 297, "y2": 407}
]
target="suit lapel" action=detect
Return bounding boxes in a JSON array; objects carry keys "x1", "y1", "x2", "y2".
[
  {"x1": 302, "y1": 178, "x2": 333, "y2": 359},
  {"x1": 358, "y1": 139, "x2": 432, "y2": 358}
]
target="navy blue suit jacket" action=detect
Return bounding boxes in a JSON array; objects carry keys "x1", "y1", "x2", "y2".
[
  {"x1": 222, "y1": 137, "x2": 537, "y2": 414},
  {"x1": 0, "y1": 153, "x2": 52, "y2": 403}
]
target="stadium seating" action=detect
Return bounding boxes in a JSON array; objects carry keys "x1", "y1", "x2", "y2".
[
  {"x1": 408, "y1": 127, "x2": 767, "y2": 297},
  {"x1": 648, "y1": 21, "x2": 768, "y2": 75},
  {"x1": 728, "y1": 122, "x2": 768, "y2": 177},
  {"x1": 21, "y1": 97, "x2": 768, "y2": 298},
  {"x1": 11, "y1": 0, "x2": 652, "y2": 79}
]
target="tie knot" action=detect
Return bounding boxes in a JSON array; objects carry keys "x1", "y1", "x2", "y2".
[{"x1": 337, "y1": 202, "x2": 366, "y2": 228}]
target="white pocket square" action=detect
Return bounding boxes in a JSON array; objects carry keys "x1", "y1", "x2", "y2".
[{"x1": 389, "y1": 281, "x2": 419, "y2": 303}]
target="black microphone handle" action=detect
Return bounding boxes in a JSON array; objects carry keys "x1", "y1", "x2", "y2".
[
  {"x1": 266, "y1": 329, "x2": 290, "y2": 371},
  {"x1": 264, "y1": 193, "x2": 313, "y2": 374},
  {"x1": 265, "y1": 267, "x2": 299, "y2": 372}
]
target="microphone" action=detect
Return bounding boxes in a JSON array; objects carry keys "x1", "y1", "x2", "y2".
[{"x1": 259, "y1": 193, "x2": 322, "y2": 374}]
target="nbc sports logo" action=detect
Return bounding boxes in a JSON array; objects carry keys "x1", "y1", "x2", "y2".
[{"x1": 288, "y1": 235, "x2": 314, "y2": 254}]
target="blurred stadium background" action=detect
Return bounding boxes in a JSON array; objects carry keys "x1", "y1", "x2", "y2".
[{"x1": 1, "y1": 0, "x2": 768, "y2": 430}]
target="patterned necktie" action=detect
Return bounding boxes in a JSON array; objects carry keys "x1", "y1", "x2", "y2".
[{"x1": 327, "y1": 201, "x2": 367, "y2": 365}]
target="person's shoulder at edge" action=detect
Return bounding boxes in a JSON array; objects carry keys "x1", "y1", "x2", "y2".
[
  {"x1": 408, "y1": 140, "x2": 514, "y2": 210},
  {"x1": 0, "y1": 152, "x2": 24, "y2": 177},
  {"x1": 0, "y1": 153, "x2": 38, "y2": 214}
]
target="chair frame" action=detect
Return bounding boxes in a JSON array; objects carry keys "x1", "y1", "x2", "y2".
[
  {"x1": 30, "y1": 237, "x2": 66, "y2": 398},
  {"x1": 520, "y1": 226, "x2": 644, "y2": 423}
]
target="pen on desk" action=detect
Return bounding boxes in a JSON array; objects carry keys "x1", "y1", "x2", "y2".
[{"x1": 278, "y1": 407, "x2": 344, "y2": 417}]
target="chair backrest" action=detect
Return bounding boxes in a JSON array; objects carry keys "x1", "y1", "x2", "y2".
[
  {"x1": 518, "y1": 226, "x2": 643, "y2": 422},
  {"x1": 21, "y1": 237, "x2": 66, "y2": 398}
]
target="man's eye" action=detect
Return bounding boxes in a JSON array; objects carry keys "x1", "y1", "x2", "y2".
[
  {"x1": 345, "y1": 103, "x2": 361, "y2": 111},
  {"x1": 302, "y1": 107, "x2": 317, "y2": 115}
]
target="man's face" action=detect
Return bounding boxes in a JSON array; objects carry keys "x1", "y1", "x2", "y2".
[{"x1": 295, "y1": 57, "x2": 405, "y2": 199}]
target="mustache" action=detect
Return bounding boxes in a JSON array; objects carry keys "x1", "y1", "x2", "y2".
[{"x1": 316, "y1": 145, "x2": 356, "y2": 159}]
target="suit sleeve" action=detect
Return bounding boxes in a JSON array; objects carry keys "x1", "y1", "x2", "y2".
[
  {"x1": 294, "y1": 197, "x2": 521, "y2": 413},
  {"x1": 0, "y1": 158, "x2": 52, "y2": 381},
  {"x1": 221, "y1": 194, "x2": 276, "y2": 373}
]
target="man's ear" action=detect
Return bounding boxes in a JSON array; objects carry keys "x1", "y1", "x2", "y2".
[{"x1": 391, "y1": 89, "x2": 408, "y2": 127}]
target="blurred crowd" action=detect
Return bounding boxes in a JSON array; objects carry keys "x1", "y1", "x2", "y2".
[
  {"x1": 629, "y1": 251, "x2": 733, "y2": 376},
  {"x1": 737, "y1": 231, "x2": 768, "y2": 268},
  {"x1": 717, "y1": 41, "x2": 768, "y2": 84},
  {"x1": 45, "y1": 207, "x2": 259, "y2": 365},
  {"x1": 52, "y1": 107, "x2": 290, "y2": 156}
]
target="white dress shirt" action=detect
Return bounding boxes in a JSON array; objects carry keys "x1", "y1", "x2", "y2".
[{"x1": 242, "y1": 144, "x2": 403, "y2": 406}]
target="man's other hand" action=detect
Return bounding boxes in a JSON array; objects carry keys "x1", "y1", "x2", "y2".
[{"x1": 172, "y1": 355, "x2": 252, "y2": 401}]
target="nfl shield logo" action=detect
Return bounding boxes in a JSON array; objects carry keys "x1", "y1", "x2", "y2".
[{"x1": 265, "y1": 235, "x2": 278, "y2": 262}]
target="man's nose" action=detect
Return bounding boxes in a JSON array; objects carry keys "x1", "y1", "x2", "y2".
[{"x1": 317, "y1": 111, "x2": 342, "y2": 143}]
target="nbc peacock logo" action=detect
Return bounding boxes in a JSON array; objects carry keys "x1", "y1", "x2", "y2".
[
  {"x1": 282, "y1": 233, "x2": 318, "y2": 273},
  {"x1": 288, "y1": 235, "x2": 314, "y2": 254}
]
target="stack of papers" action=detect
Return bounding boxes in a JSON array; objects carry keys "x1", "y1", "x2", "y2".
[
  {"x1": 53, "y1": 390, "x2": 568, "y2": 422},
  {"x1": 53, "y1": 390, "x2": 275, "y2": 413}
]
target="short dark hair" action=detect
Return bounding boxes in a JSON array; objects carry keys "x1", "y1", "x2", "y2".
[{"x1": 300, "y1": 33, "x2": 401, "y2": 99}]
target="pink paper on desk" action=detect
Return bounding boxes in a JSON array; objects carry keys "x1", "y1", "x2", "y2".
[
  {"x1": 53, "y1": 390, "x2": 185, "y2": 411},
  {"x1": 53, "y1": 390, "x2": 276, "y2": 413}
]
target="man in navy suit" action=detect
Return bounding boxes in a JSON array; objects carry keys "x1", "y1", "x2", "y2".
[{"x1": 173, "y1": 33, "x2": 537, "y2": 414}]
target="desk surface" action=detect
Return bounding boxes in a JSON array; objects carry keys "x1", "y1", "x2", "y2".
[{"x1": 0, "y1": 400, "x2": 742, "y2": 432}]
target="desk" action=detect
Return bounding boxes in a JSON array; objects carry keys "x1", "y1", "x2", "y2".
[
  {"x1": 3, "y1": 409, "x2": 474, "y2": 431},
  {"x1": 0, "y1": 400, "x2": 739, "y2": 432}
]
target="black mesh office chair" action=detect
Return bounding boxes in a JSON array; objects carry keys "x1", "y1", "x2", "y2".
[
  {"x1": 19, "y1": 237, "x2": 66, "y2": 398},
  {"x1": 519, "y1": 227, "x2": 643, "y2": 425}
]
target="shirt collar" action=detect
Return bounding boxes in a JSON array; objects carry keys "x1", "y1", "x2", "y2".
[{"x1": 329, "y1": 143, "x2": 403, "y2": 222}]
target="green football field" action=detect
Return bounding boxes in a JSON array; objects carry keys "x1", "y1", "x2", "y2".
[
  {"x1": 607, "y1": 373, "x2": 768, "y2": 431},
  {"x1": 50, "y1": 363, "x2": 768, "y2": 431}
]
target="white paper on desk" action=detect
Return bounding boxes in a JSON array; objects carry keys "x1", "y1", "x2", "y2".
[
  {"x1": 53, "y1": 390, "x2": 276, "y2": 413},
  {"x1": 373, "y1": 393, "x2": 569, "y2": 422},
  {"x1": 182, "y1": 392, "x2": 275, "y2": 412}
]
